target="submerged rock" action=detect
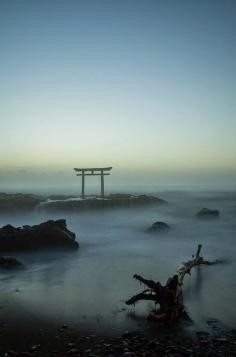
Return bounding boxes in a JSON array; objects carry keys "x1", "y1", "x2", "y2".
[
  {"x1": 0, "y1": 219, "x2": 79, "y2": 251},
  {"x1": 196, "y1": 208, "x2": 220, "y2": 218},
  {"x1": 147, "y1": 221, "x2": 170, "y2": 232},
  {"x1": 0, "y1": 256, "x2": 23, "y2": 269}
]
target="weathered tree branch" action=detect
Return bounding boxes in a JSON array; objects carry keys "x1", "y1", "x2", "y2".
[{"x1": 126, "y1": 245, "x2": 221, "y2": 322}]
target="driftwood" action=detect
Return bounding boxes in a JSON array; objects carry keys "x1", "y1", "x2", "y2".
[{"x1": 126, "y1": 245, "x2": 220, "y2": 322}]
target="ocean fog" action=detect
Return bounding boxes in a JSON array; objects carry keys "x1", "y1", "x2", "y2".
[{"x1": 0, "y1": 190, "x2": 235, "y2": 336}]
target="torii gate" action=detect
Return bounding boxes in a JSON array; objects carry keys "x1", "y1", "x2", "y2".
[{"x1": 74, "y1": 167, "x2": 112, "y2": 198}]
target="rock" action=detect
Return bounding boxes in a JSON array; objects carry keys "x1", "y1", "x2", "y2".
[
  {"x1": 39, "y1": 194, "x2": 166, "y2": 212},
  {"x1": 67, "y1": 348, "x2": 79, "y2": 354},
  {"x1": 62, "y1": 324, "x2": 69, "y2": 329},
  {"x1": 214, "y1": 337, "x2": 228, "y2": 343},
  {"x1": 147, "y1": 221, "x2": 170, "y2": 232},
  {"x1": 196, "y1": 208, "x2": 220, "y2": 218},
  {"x1": 48, "y1": 194, "x2": 75, "y2": 200},
  {"x1": 30, "y1": 345, "x2": 40, "y2": 351},
  {"x1": 0, "y1": 193, "x2": 44, "y2": 213},
  {"x1": 67, "y1": 343, "x2": 76, "y2": 348},
  {"x1": 4, "y1": 351, "x2": 20, "y2": 356},
  {"x1": 0, "y1": 256, "x2": 23, "y2": 269},
  {"x1": 0, "y1": 220, "x2": 79, "y2": 251}
]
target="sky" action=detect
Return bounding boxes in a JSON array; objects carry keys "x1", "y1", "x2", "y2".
[{"x1": 0, "y1": 0, "x2": 236, "y2": 190}]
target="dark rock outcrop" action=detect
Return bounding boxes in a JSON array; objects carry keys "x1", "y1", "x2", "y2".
[
  {"x1": 196, "y1": 208, "x2": 220, "y2": 218},
  {"x1": 48, "y1": 194, "x2": 76, "y2": 200},
  {"x1": 0, "y1": 220, "x2": 79, "y2": 251},
  {"x1": 0, "y1": 256, "x2": 23, "y2": 269},
  {"x1": 0, "y1": 192, "x2": 166, "y2": 213},
  {"x1": 147, "y1": 221, "x2": 170, "y2": 232},
  {"x1": 39, "y1": 194, "x2": 166, "y2": 212},
  {"x1": 0, "y1": 193, "x2": 44, "y2": 212}
]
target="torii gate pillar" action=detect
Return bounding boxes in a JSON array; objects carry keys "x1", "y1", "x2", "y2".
[
  {"x1": 81, "y1": 171, "x2": 85, "y2": 197},
  {"x1": 101, "y1": 170, "x2": 105, "y2": 197}
]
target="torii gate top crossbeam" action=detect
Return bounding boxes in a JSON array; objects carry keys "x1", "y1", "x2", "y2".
[{"x1": 74, "y1": 167, "x2": 112, "y2": 172}]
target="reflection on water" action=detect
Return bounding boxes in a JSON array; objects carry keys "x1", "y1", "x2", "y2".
[{"x1": 0, "y1": 191, "x2": 235, "y2": 335}]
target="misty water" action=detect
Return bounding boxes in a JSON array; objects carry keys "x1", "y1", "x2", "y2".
[{"x1": 0, "y1": 190, "x2": 235, "y2": 336}]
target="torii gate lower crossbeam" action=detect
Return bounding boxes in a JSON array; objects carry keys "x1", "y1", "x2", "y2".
[{"x1": 74, "y1": 167, "x2": 112, "y2": 198}]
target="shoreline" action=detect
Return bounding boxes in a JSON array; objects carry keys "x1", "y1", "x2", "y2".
[
  {"x1": 0, "y1": 315, "x2": 236, "y2": 356},
  {"x1": 0, "y1": 294, "x2": 235, "y2": 355}
]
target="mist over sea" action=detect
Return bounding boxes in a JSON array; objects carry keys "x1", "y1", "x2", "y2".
[{"x1": 0, "y1": 186, "x2": 235, "y2": 336}]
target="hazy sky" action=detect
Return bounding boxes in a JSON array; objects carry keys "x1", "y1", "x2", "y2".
[{"x1": 0, "y1": 0, "x2": 236, "y2": 187}]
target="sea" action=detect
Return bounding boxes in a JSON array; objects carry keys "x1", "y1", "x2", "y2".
[{"x1": 0, "y1": 185, "x2": 235, "y2": 337}]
